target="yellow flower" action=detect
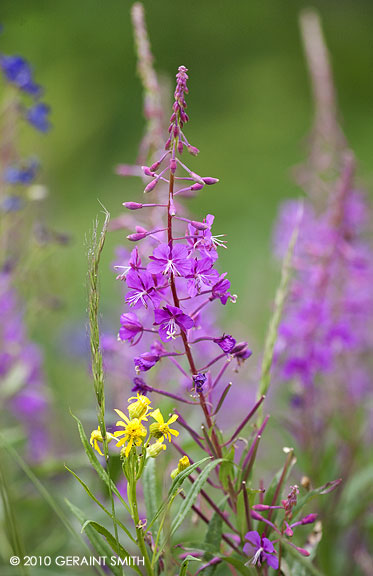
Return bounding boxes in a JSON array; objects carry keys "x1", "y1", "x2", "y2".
[
  {"x1": 127, "y1": 393, "x2": 151, "y2": 421},
  {"x1": 89, "y1": 426, "x2": 114, "y2": 456},
  {"x1": 149, "y1": 408, "x2": 179, "y2": 443},
  {"x1": 147, "y1": 438, "x2": 167, "y2": 458},
  {"x1": 171, "y1": 455, "x2": 190, "y2": 479},
  {"x1": 114, "y1": 409, "x2": 147, "y2": 457}
]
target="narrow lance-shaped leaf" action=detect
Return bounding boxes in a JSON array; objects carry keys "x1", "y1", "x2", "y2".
[{"x1": 147, "y1": 457, "x2": 211, "y2": 531}]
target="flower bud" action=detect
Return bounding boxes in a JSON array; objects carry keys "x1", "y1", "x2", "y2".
[
  {"x1": 170, "y1": 158, "x2": 177, "y2": 174},
  {"x1": 127, "y1": 232, "x2": 148, "y2": 242},
  {"x1": 170, "y1": 455, "x2": 190, "y2": 479},
  {"x1": 187, "y1": 145, "x2": 199, "y2": 156},
  {"x1": 177, "y1": 140, "x2": 184, "y2": 154},
  {"x1": 149, "y1": 422, "x2": 163, "y2": 439},
  {"x1": 142, "y1": 166, "x2": 155, "y2": 177},
  {"x1": 150, "y1": 161, "x2": 161, "y2": 172},
  {"x1": 300, "y1": 513, "x2": 318, "y2": 525},
  {"x1": 202, "y1": 177, "x2": 219, "y2": 185},
  {"x1": 144, "y1": 179, "x2": 158, "y2": 193},
  {"x1": 190, "y1": 220, "x2": 209, "y2": 231},
  {"x1": 124, "y1": 202, "x2": 143, "y2": 210},
  {"x1": 191, "y1": 183, "x2": 204, "y2": 191},
  {"x1": 128, "y1": 394, "x2": 151, "y2": 420},
  {"x1": 147, "y1": 439, "x2": 166, "y2": 458}
]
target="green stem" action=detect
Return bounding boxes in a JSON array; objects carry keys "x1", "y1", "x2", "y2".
[{"x1": 131, "y1": 477, "x2": 153, "y2": 576}]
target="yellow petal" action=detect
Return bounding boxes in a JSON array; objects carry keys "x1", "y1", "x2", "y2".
[
  {"x1": 167, "y1": 414, "x2": 178, "y2": 425},
  {"x1": 114, "y1": 409, "x2": 129, "y2": 423},
  {"x1": 113, "y1": 430, "x2": 126, "y2": 437},
  {"x1": 149, "y1": 408, "x2": 163, "y2": 424},
  {"x1": 170, "y1": 429, "x2": 179, "y2": 437},
  {"x1": 125, "y1": 437, "x2": 133, "y2": 457},
  {"x1": 115, "y1": 420, "x2": 129, "y2": 428},
  {"x1": 94, "y1": 440, "x2": 103, "y2": 456}
]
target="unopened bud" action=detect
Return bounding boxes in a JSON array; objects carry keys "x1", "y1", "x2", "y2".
[
  {"x1": 170, "y1": 455, "x2": 190, "y2": 479},
  {"x1": 144, "y1": 179, "x2": 158, "y2": 193},
  {"x1": 150, "y1": 161, "x2": 161, "y2": 172},
  {"x1": 191, "y1": 220, "x2": 209, "y2": 231},
  {"x1": 149, "y1": 422, "x2": 163, "y2": 439},
  {"x1": 301, "y1": 514, "x2": 318, "y2": 525},
  {"x1": 124, "y1": 202, "x2": 143, "y2": 210},
  {"x1": 177, "y1": 141, "x2": 184, "y2": 154},
  {"x1": 147, "y1": 439, "x2": 166, "y2": 458},
  {"x1": 191, "y1": 183, "x2": 204, "y2": 191},
  {"x1": 170, "y1": 158, "x2": 177, "y2": 174},
  {"x1": 203, "y1": 177, "x2": 219, "y2": 185},
  {"x1": 142, "y1": 166, "x2": 155, "y2": 177},
  {"x1": 187, "y1": 145, "x2": 199, "y2": 156},
  {"x1": 127, "y1": 232, "x2": 148, "y2": 242}
]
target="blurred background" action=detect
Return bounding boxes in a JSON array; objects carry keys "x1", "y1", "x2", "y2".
[{"x1": 1, "y1": 0, "x2": 373, "y2": 573}]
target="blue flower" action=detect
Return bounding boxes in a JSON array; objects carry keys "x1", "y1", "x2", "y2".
[
  {"x1": 3, "y1": 159, "x2": 39, "y2": 185},
  {"x1": 26, "y1": 102, "x2": 51, "y2": 132},
  {"x1": 0, "y1": 54, "x2": 42, "y2": 97},
  {"x1": 1, "y1": 195, "x2": 23, "y2": 212}
]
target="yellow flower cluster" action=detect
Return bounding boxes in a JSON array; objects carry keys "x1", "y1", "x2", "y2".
[{"x1": 90, "y1": 393, "x2": 179, "y2": 459}]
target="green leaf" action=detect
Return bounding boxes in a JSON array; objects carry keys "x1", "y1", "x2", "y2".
[
  {"x1": 65, "y1": 500, "x2": 129, "y2": 576},
  {"x1": 65, "y1": 465, "x2": 135, "y2": 543},
  {"x1": 179, "y1": 555, "x2": 201, "y2": 576},
  {"x1": 203, "y1": 511, "x2": 223, "y2": 575},
  {"x1": 81, "y1": 520, "x2": 130, "y2": 560},
  {"x1": 71, "y1": 412, "x2": 130, "y2": 513},
  {"x1": 218, "y1": 556, "x2": 256, "y2": 575},
  {"x1": 142, "y1": 457, "x2": 160, "y2": 534},
  {"x1": 219, "y1": 445, "x2": 234, "y2": 490},
  {"x1": 292, "y1": 478, "x2": 342, "y2": 520},
  {"x1": 170, "y1": 459, "x2": 223, "y2": 537},
  {"x1": 147, "y1": 457, "x2": 211, "y2": 531}
]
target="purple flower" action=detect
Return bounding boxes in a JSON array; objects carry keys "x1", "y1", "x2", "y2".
[
  {"x1": 26, "y1": 102, "x2": 51, "y2": 132},
  {"x1": 211, "y1": 274, "x2": 235, "y2": 305},
  {"x1": 213, "y1": 334, "x2": 236, "y2": 353},
  {"x1": 125, "y1": 271, "x2": 160, "y2": 309},
  {"x1": 189, "y1": 214, "x2": 226, "y2": 261},
  {"x1": 232, "y1": 342, "x2": 252, "y2": 365},
  {"x1": 0, "y1": 54, "x2": 42, "y2": 96},
  {"x1": 193, "y1": 373, "x2": 206, "y2": 392},
  {"x1": 1, "y1": 195, "x2": 23, "y2": 212},
  {"x1": 134, "y1": 351, "x2": 160, "y2": 373},
  {"x1": 131, "y1": 377, "x2": 151, "y2": 395},
  {"x1": 115, "y1": 247, "x2": 142, "y2": 280},
  {"x1": 3, "y1": 159, "x2": 39, "y2": 185},
  {"x1": 154, "y1": 305, "x2": 193, "y2": 342},
  {"x1": 187, "y1": 258, "x2": 219, "y2": 297},
  {"x1": 148, "y1": 243, "x2": 191, "y2": 277},
  {"x1": 118, "y1": 312, "x2": 143, "y2": 344},
  {"x1": 243, "y1": 531, "x2": 278, "y2": 569}
]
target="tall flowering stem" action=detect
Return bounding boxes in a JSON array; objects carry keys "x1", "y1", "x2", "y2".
[{"x1": 70, "y1": 9, "x2": 340, "y2": 574}]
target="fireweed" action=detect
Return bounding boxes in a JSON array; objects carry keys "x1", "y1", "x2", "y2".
[
  {"x1": 0, "y1": 31, "x2": 52, "y2": 460},
  {"x1": 272, "y1": 11, "x2": 373, "y2": 571},
  {"x1": 69, "y1": 12, "x2": 341, "y2": 568},
  {"x1": 273, "y1": 12, "x2": 373, "y2": 472}
]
